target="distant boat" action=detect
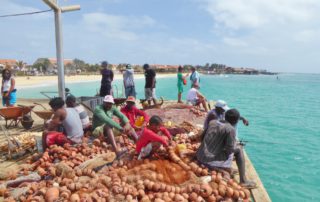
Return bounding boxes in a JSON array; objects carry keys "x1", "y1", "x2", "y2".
[{"x1": 218, "y1": 74, "x2": 229, "y2": 78}]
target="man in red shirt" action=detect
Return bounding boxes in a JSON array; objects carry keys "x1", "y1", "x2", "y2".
[
  {"x1": 121, "y1": 96, "x2": 150, "y2": 130},
  {"x1": 136, "y1": 115, "x2": 172, "y2": 159}
]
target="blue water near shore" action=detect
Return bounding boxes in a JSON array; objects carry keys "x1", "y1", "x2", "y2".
[{"x1": 19, "y1": 73, "x2": 320, "y2": 201}]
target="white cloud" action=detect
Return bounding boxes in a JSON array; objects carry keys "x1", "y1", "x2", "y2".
[
  {"x1": 197, "y1": 0, "x2": 320, "y2": 72},
  {"x1": 82, "y1": 12, "x2": 156, "y2": 41},
  {"x1": 203, "y1": 0, "x2": 320, "y2": 29},
  {"x1": 293, "y1": 29, "x2": 320, "y2": 43},
  {"x1": 223, "y1": 37, "x2": 248, "y2": 47}
]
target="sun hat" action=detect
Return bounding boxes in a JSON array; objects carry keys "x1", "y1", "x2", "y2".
[
  {"x1": 215, "y1": 100, "x2": 230, "y2": 111},
  {"x1": 126, "y1": 64, "x2": 132, "y2": 69},
  {"x1": 103, "y1": 95, "x2": 114, "y2": 104},
  {"x1": 126, "y1": 96, "x2": 136, "y2": 103}
]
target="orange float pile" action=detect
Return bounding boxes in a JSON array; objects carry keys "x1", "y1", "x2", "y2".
[{"x1": 0, "y1": 132, "x2": 252, "y2": 201}]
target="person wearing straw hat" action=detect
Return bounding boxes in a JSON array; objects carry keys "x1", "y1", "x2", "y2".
[
  {"x1": 123, "y1": 64, "x2": 136, "y2": 98},
  {"x1": 120, "y1": 96, "x2": 149, "y2": 130},
  {"x1": 92, "y1": 95, "x2": 138, "y2": 157}
]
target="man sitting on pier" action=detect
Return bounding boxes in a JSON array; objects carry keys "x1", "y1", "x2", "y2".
[
  {"x1": 120, "y1": 96, "x2": 149, "y2": 130},
  {"x1": 186, "y1": 83, "x2": 208, "y2": 112},
  {"x1": 92, "y1": 95, "x2": 138, "y2": 158},
  {"x1": 196, "y1": 109, "x2": 256, "y2": 188},
  {"x1": 203, "y1": 100, "x2": 249, "y2": 132},
  {"x1": 66, "y1": 95, "x2": 91, "y2": 134},
  {"x1": 136, "y1": 115, "x2": 171, "y2": 159},
  {"x1": 42, "y1": 97, "x2": 84, "y2": 151}
]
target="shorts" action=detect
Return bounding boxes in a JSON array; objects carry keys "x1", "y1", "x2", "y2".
[
  {"x1": 92, "y1": 124, "x2": 121, "y2": 137},
  {"x1": 125, "y1": 86, "x2": 136, "y2": 98},
  {"x1": 203, "y1": 153, "x2": 234, "y2": 169},
  {"x1": 187, "y1": 98, "x2": 200, "y2": 106},
  {"x1": 46, "y1": 132, "x2": 71, "y2": 147},
  {"x1": 145, "y1": 88, "x2": 156, "y2": 100},
  {"x1": 2, "y1": 90, "x2": 17, "y2": 106},
  {"x1": 177, "y1": 85, "x2": 183, "y2": 93}
]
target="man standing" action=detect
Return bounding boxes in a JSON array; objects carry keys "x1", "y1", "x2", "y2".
[
  {"x1": 42, "y1": 97, "x2": 83, "y2": 151},
  {"x1": 99, "y1": 61, "x2": 114, "y2": 96},
  {"x1": 196, "y1": 109, "x2": 256, "y2": 188},
  {"x1": 92, "y1": 95, "x2": 138, "y2": 157},
  {"x1": 190, "y1": 67, "x2": 200, "y2": 87},
  {"x1": 143, "y1": 64, "x2": 157, "y2": 105},
  {"x1": 177, "y1": 66, "x2": 189, "y2": 103},
  {"x1": 123, "y1": 64, "x2": 136, "y2": 98}
]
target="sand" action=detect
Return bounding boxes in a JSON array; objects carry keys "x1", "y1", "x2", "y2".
[{"x1": 15, "y1": 73, "x2": 176, "y2": 89}]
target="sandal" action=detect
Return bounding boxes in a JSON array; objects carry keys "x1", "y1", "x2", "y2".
[{"x1": 240, "y1": 181, "x2": 257, "y2": 189}]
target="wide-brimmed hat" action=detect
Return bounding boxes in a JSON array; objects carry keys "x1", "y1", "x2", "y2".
[
  {"x1": 126, "y1": 96, "x2": 136, "y2": 103},
  {"x1": 103, "y1": 95, "x2": 114, "y2": 104},
  {"x1": 215, "y1": 100, "x2": 229, "y2": 111}
]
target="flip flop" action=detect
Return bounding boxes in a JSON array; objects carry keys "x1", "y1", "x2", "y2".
[{"x1": 240, "y1": 181, "x2": 257, "y2": 189}]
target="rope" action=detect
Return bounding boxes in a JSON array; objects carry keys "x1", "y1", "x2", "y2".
[{"x1": 0, "y1": 9, "x2": 52, "y2": 18}]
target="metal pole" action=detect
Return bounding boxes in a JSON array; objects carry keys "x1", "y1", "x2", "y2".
[{"x1": 54, "y1": 8, "x2": 65, "y2": 100}]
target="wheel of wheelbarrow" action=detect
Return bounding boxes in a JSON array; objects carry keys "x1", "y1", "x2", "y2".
[{"x1": 21, "y1": 115, "x2": 34, "y2": 130}]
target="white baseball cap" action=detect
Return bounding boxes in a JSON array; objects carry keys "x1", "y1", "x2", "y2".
[
  {"x1": 215, "y1": 100, "x2": 229, "y2": 111},
  {"x1": 103, "y1": 95, "x2": 114, "y2": 104}
]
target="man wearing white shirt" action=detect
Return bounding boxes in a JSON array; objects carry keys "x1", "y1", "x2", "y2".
[{"x1": 186, "y1": 83, "x2": 208, "y2": 112}]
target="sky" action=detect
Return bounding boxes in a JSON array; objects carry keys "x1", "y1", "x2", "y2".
[{"x1": 0, "y1": 0, "x2": 320, "y2": 73}]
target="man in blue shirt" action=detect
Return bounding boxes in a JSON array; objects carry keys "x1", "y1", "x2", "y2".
[{"x1": 190, "y1": 67, "x2": 200, "y2": 87}]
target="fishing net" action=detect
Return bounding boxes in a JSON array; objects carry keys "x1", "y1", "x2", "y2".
[
  {"x1": 77, "y1": 152, "x2": 116, "y2": 170},
  {"x1": 145, "y1": 108, "x2": 205, "y2": 126}
]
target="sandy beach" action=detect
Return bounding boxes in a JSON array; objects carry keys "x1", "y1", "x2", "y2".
[{"x1": 15, "y1": 73, "x2": 176, "y2": 89}]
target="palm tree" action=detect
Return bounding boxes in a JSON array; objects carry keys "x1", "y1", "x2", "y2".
[{"x1": 16, "y1": 60, "x2": 24, "y2": 69}]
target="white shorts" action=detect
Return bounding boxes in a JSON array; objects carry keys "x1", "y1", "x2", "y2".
[
  {"x1": 187, "y1": 98, "x2": 199, "y2": 106},
  {"x1": 145, "y1": 88, "x2": 156, "y2": 100}
]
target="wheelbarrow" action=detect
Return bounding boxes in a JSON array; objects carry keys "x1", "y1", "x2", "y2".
[
  {"x1": 0, "y1": 105, "x2": 35, "y2": 128},
  {"x1": 32, "y1": 103, "x2": 53, "y2": 124}
]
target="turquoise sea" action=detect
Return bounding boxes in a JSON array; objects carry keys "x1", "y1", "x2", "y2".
[{"x1": 19, "y1": 73, "x2": 320, "y2": 201}]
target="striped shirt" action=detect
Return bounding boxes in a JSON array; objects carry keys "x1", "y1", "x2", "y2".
[{"x1": 73, "y1": 105, "x2": 90, "y2": 129}]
